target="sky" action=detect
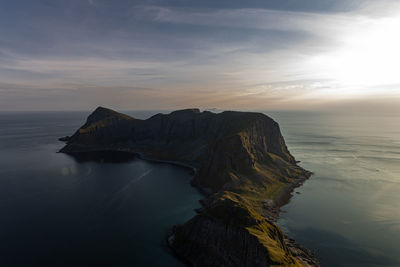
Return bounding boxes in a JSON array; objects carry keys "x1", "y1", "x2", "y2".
[{"x1": 0, "y1": 0, "x2": 399, "y2": 112}]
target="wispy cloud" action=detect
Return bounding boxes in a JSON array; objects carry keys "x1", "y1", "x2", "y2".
[{"x1": 0, "y1": 0, "x2": 399, "y2": 110}]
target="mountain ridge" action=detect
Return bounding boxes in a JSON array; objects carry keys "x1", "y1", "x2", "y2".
[{"x1": 60, "y1": 107, "x2": 319, "y2": 266}]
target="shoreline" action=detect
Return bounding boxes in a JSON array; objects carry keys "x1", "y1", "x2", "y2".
[
  {"x1": 275, "y1": 171, "x2": 313, "y2": 210},
  {"x1": 59, "y1": 146, "x2": 309, "y2": 210},
  {"x1": 59, "y1": 146, "x2": 317, "y2": 263},
  {"x1": 59, "y1": 146, "x2": 198, "y2": 173}
]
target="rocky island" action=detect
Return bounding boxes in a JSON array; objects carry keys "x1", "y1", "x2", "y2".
[{"x1": 60, "y1": 107, "x2": 319, "y2": 266}]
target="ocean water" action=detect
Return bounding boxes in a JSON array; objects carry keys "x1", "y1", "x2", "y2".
[
  {"x1": 0, "y1": 111, "x2": 202, "y2": 266},
  {"x1": 1, "y1": 110, "x2": 399, "y2": 267},
  {"x1": 269, "y1": 111, "x2": 400, "y2": 267}
]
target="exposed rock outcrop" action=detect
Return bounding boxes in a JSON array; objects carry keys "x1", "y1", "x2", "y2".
[{"x1": 60, "y1": 107, "x2": 319, "y2": 266}]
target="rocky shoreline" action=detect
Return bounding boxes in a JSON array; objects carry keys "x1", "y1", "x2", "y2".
[
  {"x1": 61, "y1": 146, "x2": 319, "y2": 266},
  {"x1": 260, "y1": 171, "x2": 318, "y2": 266},
  {"x1": 168, "y1": 160, "x2": 318, "y2": 266}
]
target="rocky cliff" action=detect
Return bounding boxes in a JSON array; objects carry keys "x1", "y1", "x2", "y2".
[{"x1": 60, "y1": 107, "x2": 319, "y2": 266}]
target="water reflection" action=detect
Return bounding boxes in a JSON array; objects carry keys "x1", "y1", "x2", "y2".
[
  {"x1": 271, "y1": 111, "x2": 400, "y2": 267},
  {"x1": 292, "y1": 228, "x2": 398, "y2": 267},
  {"x1": 0, "y1": 112, "x2": 202, "y2": 266},
  {"x1": 64, "y1": 151, "x2": 137, "y2": 163}
]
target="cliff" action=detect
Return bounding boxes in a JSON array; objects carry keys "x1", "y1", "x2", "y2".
[{"x1": 60, "y1": 107, "x2": 318, "y2": 266}]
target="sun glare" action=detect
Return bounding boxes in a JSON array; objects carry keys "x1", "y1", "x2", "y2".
[{"x1": 309, "y1": 12, "x2": 400, "y2": 96}]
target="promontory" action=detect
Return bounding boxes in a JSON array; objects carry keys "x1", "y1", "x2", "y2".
[{"x1": 60, "y1": 107, "x2": 319, "y2": 266}]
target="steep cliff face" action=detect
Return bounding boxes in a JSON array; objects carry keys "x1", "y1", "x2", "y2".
[
  {"x1": 62, "y1": 109, "x2": 294, "y2": 175},
  {"x1": 60, "y1": 107, "x2": 318, "y2": 267},
  {"x1": 172, "y1": 192, "x2": 306, "y2": 266}
]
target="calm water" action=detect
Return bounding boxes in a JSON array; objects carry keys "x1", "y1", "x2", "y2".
[
  {"x1": 270, "y1": 111, "x2": 400, "y2": 267},
  {"x1": 0, "y1": 111, "x2": 202, "y2": 266},
  {"x1": 1, "y1": 111, "x2": 399, "y2": 267}
]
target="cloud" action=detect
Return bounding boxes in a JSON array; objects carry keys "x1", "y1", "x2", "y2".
[{"x1": 0, "y1": 0, "x2": 400, "y2": 110}]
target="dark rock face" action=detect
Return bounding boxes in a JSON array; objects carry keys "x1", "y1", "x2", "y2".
[
  {"x1": 62, "y1": 108, "x2": 294, "y2": 178},
  {"x1": 173, "y1": 215, "x2": 276, "y2": 267},
  {"x1": 60, "y1": 107, "x2": 319, "y2": 267},
  {"x1": 172, "y1": 194, "x2": 298, "y2": 267}
]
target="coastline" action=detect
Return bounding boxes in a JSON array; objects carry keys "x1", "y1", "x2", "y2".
[
  {"x1": 275, "y1": 171, "x2": 313, "y2": 210},
  {"x1": 57, "y1": 107, "x2": 320, "y2": 266},
  {"x1": 59, "y1": 146, "x2": 310, "y2": 208},
  {"x1": 59, "y1": 145, "x2": 318, "y2": 266},
  {"x1": 60, "y1": 146, "x2": 197, "y2": 173}
]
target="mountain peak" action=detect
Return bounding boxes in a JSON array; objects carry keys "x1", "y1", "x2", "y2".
[
  {"x1": 91, "y1": 106, "x2": 120, "y2": 116},
  {"x1": 87, "y1": 107, "x2": 134, "y2": 124},
  {"x1": 94, "y1": 106, "x2": 114, "y2": 112}
]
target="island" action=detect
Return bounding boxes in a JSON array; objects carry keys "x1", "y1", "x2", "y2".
[{"x1": 59, "y1": 107, "x2": 319, "y2": 266}]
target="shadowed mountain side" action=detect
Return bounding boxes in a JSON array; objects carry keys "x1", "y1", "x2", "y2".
[{"x1": 60, "y1": 107, "x2": 318, "y2": 266}]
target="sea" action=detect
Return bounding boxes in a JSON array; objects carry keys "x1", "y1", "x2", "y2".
[
  {"x1": 0, "y1": 110, "x2": 399, "y2": 266},
  {"x1": 0, "y1": 111, "x2": 201, "y2": 267},
  {"x1": 270, "y1": 111, "x2": 400, "y2": 267}
]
